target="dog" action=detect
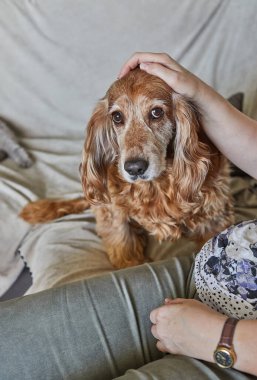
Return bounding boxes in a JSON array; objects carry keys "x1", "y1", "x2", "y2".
[{"x1": 20, "y1": 68, "x2": 234, "y2": 268}]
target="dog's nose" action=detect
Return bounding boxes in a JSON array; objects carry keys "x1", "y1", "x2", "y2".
[{"x1": 124, "y1": 159, "x2": 149, "y2": 176}]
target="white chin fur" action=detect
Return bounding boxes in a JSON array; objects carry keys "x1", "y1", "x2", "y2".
[{"x1": 120, "y1": 165, "x2": 163, "y2": 183}]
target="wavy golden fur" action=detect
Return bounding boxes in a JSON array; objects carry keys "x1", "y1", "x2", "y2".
[{"x1": 20, "y1": 69, "x2": 234, "y2": 268}]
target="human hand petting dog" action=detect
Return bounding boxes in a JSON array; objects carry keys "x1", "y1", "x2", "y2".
[
  {"x1": 119, "y1": 52, "x2": 257, "y2": 179},
  {"x1": 0, "y1": 119, "x2": 33, "y2": 168},
  {"x1": 119, "y1": 52, "x2": 205, "y2": 101}
]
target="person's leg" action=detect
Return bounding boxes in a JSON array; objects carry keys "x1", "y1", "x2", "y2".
[
  {"x1": 0, "y1": 255, "x2": 195, "y2": 380},
  {"x1": 114, "y1": 354, "x2": 255, "y2": 380}
]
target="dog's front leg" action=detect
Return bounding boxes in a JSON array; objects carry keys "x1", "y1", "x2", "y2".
[{"x1": 94, "y1": 205, "x2": 147, "y2": 269}]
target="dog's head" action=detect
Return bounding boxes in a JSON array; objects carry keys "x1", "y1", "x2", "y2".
[{"x1": 81, "y1": 69, "x2": 212, "y2": 204}]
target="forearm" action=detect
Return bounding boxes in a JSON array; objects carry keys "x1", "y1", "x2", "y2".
[
  {"x1": 179, "y1": 313, "x2": 257, "y2": 376},
  {"x1": 233, "y1": 319, "x2": 257, "y2": 375},
  {"x1": 196, "y1": 82, "x2": 257, "y2": 179},
  {"x1": 192, "y1": 316, "x2": 257, "y2": 376}
]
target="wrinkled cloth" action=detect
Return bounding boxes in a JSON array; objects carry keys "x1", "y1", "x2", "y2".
[{"x1": 1, "y1": 255, "x2": 255, "y2": 380}]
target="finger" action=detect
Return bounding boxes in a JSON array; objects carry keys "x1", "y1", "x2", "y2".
[
  {"x1": 149, "y1": 308, "x2": 158, "y2": 324},
  {"x1": 118, "y1": 52, "x2": 181, "y2": 78},
  {"x1": 151, "y1": 324, "x2": 159, "y2": 340},
  {"x1": 150, "y1": 304, "x2": 170, "y2": 324},
  {"x1": 118, "y1": 53, "x2": 141, "y2": 78},
  {"x1": 156, "y1": 340, "x2": 167, "y2": 353},
  {"x1": 139, "y1": 62, "x2": 182, "y2": 92},
  {"x1": 150, "y1": 302, "x2": 174, "y2": 324}
]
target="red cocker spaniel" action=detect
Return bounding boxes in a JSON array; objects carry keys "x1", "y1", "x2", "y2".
[{"x1": 20, "y1": 69, "x2": 234, "y2": 268}]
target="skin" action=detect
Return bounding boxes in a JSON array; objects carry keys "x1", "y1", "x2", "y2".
[
  {"x1": 119, "y1": 53, "x2": 257, "y2": 375},
  {"x1": 119, "y1": 52, "x2": 257, "y2": 179},
  {"x1": 150, "y1": 298, "x2": 257, "y2": 375}
]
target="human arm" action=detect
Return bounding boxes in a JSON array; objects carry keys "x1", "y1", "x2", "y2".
[
  {"x1": 119, "y1": 52, "x2": 257, "y2": 179},
  {"x1": 150, "y1": 298, "x2": 257, "y2": 376}
]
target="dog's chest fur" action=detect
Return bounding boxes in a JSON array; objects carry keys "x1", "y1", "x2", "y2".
[{"x1": 105, "y1": 164, "x2": 233, "y2": 242}]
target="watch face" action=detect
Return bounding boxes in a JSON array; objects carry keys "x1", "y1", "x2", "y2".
[{"x1": 214, "y1": 348, "x2": 234, "y2": 368}]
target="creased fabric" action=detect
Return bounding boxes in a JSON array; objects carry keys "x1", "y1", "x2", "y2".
[
  {"x1": 1, "y1": 255, "x2": 255, "y2": 379},
  {"x1": 0, "y1": 256, "x2": 195, "y2": 380}
]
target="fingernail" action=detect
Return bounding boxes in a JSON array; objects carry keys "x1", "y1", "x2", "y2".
[{"x1": 140, "y1": 62, "x2": 150, "y2": 69}]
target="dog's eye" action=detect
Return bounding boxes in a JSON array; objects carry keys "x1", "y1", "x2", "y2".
[
  {"x1": 112, "y1": 111, "x2": 124, "y2": 125},
  {"x1": 150, "y1": 107, "x2": 164, "y2": 120}
]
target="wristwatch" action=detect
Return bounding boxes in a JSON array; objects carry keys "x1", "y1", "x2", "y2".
[{"x1": 213, "y1": 317, "x2": 239, "y2": 368}]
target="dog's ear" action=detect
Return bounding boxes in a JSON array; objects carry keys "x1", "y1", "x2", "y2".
[
  {"x1": 172, "y1": 94, "x2": 211, "y2": 202},
  {"x1": 81, "y1": 98, "x2": 117, "y2": 204}
]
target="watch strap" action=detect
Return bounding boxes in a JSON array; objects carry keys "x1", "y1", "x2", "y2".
[{"x1": 218, "y1": 317, "x2": 239, "y2": 349}]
